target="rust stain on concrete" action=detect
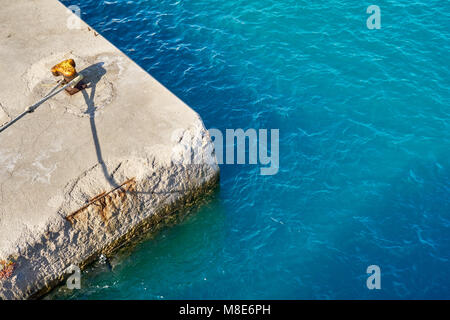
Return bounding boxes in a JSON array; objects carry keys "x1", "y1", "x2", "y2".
[{"x1": 66, "y1": 178, "x2": 136, "y2": 225}]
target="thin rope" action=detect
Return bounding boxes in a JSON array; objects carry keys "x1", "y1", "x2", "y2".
[{"x1": 0, "y1": 74, "x2": 84, "y2": 134}]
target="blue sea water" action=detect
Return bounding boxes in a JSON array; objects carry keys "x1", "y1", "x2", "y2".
[{"x1": 52, "y1": 0, "x2": 450, "y2": 299}]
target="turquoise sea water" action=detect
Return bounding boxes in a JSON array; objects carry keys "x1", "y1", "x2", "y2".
[{"x1": 52, "y1": 0, "x2": 450, "y2": 299}]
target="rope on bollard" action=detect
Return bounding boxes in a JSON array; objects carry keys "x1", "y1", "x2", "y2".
[{"x1": 0, "y1": 74, "x2": 84, "y2": 134}]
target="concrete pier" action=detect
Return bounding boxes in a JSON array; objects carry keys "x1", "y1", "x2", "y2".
[{"x1": 0, "y1": 0, "x2": 218, "y2": 299}]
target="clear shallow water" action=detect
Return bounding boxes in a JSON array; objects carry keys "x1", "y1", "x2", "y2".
[{"x1": 52, "y1": 0, "x2": 450, "y2": 299}]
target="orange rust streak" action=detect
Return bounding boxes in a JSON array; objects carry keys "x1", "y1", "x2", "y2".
[
  {"x1": 90, "y1": 192, "x2": 107, "y2": 202},
  {"x1": 66, "y1": 178, "x2": 136, "y2": 224}
]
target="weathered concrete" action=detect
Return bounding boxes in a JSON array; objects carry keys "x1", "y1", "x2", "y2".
[{"x1": 0, "y1": 0, "x2": 219, "y2": 299}]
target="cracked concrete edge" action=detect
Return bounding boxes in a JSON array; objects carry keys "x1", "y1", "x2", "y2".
[
  {"x1": 0, "y1": 0, "x2": 220, "y2": 299},
  {"x1": 0, "y1": 122, "x2": 219, "y2": 300}
]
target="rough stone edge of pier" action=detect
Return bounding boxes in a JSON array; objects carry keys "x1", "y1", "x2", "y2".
[{"x1": 0, "y1": 0, "x2": 220, "y2": 300}]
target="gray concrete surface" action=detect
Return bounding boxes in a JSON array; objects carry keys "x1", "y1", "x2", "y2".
[{"x1": 0, "y1": 0, "x2": 218, "y2": 299}]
